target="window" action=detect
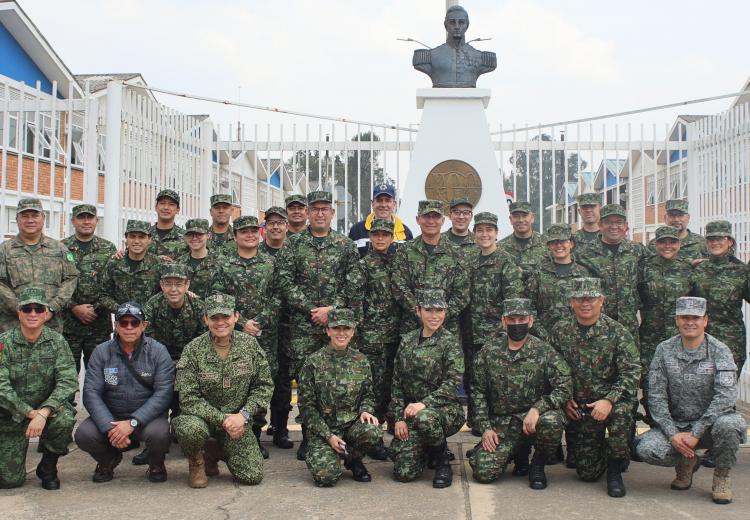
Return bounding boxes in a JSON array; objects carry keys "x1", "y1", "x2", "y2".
[
  {"x1": 231, "y1": 175, "x2": 241, "y2": 205},
  {"x1": 70, "y1": 125, "x2": 84, "y2": 166},
  {"x1": 0, "y1": 112, "x2": 19, "y2": 149},
  {"x1": 646, "y1": 177, "x2": 655, "y2": 205}
]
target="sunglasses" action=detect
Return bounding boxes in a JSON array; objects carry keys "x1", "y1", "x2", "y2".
[
  {"x1": 20, "y1": 304, "x2": 47, "y2": 314},
  {"x1": 117, "y1": 318, "x2": 142, "y2": 329}
]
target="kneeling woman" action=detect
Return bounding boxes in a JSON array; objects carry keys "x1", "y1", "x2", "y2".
[
  {"x1": 390, "y1": 289, "x2": 465, "y2": 488},
  {"x1": 298, "y1": 308, "x2": 381, "y2": 486}
]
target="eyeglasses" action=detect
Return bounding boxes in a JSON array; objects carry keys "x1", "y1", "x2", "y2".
[
  {"x1": 20, "y1": 304, "x2": 46, "y2": 314},
  {"x1": 162, "y1": 281, "x2": 187, "y2": 288},
  {"x1": 117, "y1": 318, "x2": 142, "y2": 329},
  {"x1": 450, "y1": 210, "x2": 472, "y2": 217},
  {"x1": 265, "y1": 220, "x2": 287, "y2": 227},
  {"x1": 309, "y1": 207, "x2": 331, "y2": 215}
]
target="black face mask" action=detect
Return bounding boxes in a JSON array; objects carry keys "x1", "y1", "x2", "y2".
[{"x1": 506, "y1": 324, "x2": 529, "y2": 341}]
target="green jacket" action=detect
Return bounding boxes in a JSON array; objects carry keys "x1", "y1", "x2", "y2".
[
  {"x1": 527, "y1": 259, "x2": 591, "y2": 332},
  {"x1": 348, "y1": 250, "x2": 399, "y2": 348},
  {"x1": 647, "y1": 230, "x2": 708, "y2": 263},
  {"x1": 144, "y1": 293, "x2": 206, "y2": 361},
  {"x1": 497, "y1": 231, "x2": 548, "y2": 281},
  {"x1": 176, "y1": 252, "x2": 223, "y2": 300},
  {"x1": 149, "y1": 223, "x2": 188, "y2": 260},
  {"x1": 98, "y1": 253, "x2": 164, "y2": 313}
]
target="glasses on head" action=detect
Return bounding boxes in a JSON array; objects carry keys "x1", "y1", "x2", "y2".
[
  {"x1": 450, "y1": 210, "x2": 472, "y2": 217},
  {"x1": 117, "y1": 318, "x2": 141, "y2": 329},
  {"x1": 162, "y1": 280, "x2": 187, "y2": 289},
  {"x1": 265, "y1": 220, "x2": 287, "y2": 227},
  {"x1": 20, "y1": 304, "x2": 46, "y2": 315}
]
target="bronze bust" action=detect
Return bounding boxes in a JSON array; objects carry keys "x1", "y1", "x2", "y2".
[{"x1": 413, "y1": 5, "x2": 497, "y2": 88}]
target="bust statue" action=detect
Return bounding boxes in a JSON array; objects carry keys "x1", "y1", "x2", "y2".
[{"x1": 412, "y1": 5, "x2": 497, "y2": 88}]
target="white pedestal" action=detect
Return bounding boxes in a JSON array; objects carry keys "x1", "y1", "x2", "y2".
[{"x1": 400, "y1": 88, "x2": 511, "y2": 236}]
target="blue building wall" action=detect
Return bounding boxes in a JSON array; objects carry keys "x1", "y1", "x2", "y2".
[{"x1": 0, "y1": 21, "x2": 56, "y2": 96}]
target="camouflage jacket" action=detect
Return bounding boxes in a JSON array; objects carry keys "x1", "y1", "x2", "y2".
[
  {"x1": 468, "y1": 249, "x2": 524, "y2": 346},
  {"x1": 298, "y1": 344, "x2": 375, "y2": 441},
  {"x1": 176, "y1": 252, "x2": 223, "y2": 300},
  {"x1": 0, "y1": 326, "x2": 77, "y2": 429},
  {"x1": 648, "y1": 333, "x2": 739, "y2": 439},
  {"x1": 572, "y1": 228, "x2": 600, "y2": 246},
  {"x1": 526, "y1": 259, "x2": 591, "y2": 333},
  {"x1": 259, "y1": 241, "x2": 282, "y2": 258},
  {"x1": 550, "y1": 314, "x2": 641, "y2": 404},
  {"x1": 637, "y1": 255, "x2": 696, "y2": 353},
  {"x1": 0, "y1": 235, "x2": 79, "y2": 332},
  {"x1": 441, "y1": 229, "x2": 480, "y2": 263},
  {"x1": 497, "y1": 231, "x2": 548, "y2": 281},
  {"x1": 274, "y1": 228, "x2": 359, "y2": 336},
  {"x1": 348, "y1": 250, "x2": 399, "y2": 348},
  {"x1": 176, "y1": 330, "x2": 273, "y2": 427},
  {"x1": 98, "y1": 253, "x2": 164, "y2": 312},
  {"x1": 148, "y1": 223, "x2": 188, "y2": 260},
  {"x1": 473, "y1": 334, "x2": 572, "y2": 432},
  {"x1": 207, "y1": 226, "x2": 234, "y2": 251},
  {"x1": 647, "y1": 229, "x2": 708, "y2": 263},
  {"x1": 390, "y1": 236, "x2": 469, "y2": 335},
  {"x1": 144, "y1": 293, "x2": 206, "y2": 361}
]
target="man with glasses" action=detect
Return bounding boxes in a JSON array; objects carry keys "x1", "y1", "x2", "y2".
[
  {"x1": 572, "y1": 193, "x2": 602, "y2": 245},
  {"x1": 149, "y1": 189, "x2": 188, "y2": 262},
  {"x1": 498, "y1": 201, "x2": 548, "y2": 283},
  {"x1": 442, "y1": 197, "x2": 478, "y2": 253},
  {"x1": 285, "y1": 194, "x2": 308, "y2": 236},
  {"x1": 0, "y1": 287, "x2": 78, "y2": 490},
  {"x1": 259, "y1": 207, "x2": 288, "y2": 257},
  {"x1": 348, "y1": 183, "x2": 413, "y2": 258},
  {"x1": 75, "y1": 302, "x2": 174, "y2": 483},
  {"x1": 647, "y1": 199, "x2": 708, "y2": 263},
  {"x1": 0, "y1": 198, "x2": 79, "y2": 333},
  {"x1": 207, "y1": 194, "x2": 235, "y2": 252},
  {"x1": 177, "y1": 218, "x2": 221, "y2": 300}
]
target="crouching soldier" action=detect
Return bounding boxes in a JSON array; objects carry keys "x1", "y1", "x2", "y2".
[{"x1": 636, "y1": 297, "x2": 746, "y2": 504}]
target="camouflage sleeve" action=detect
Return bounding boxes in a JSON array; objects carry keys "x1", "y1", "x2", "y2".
[
  {"x1": 446, "y1": 263, "x2": 470, "y2": 325},
  {"x1": 274, "y1": 241, "x2": 315, "y2": 314},
  {"x1": 143, "y1": 296, "x2": 157, "y2": 335},
  {"x1": 242, "y1": 344, "x2": 274, "y2": 416},
  {"x1": 97, "y1": 260, "x2": 120, "y2": 314},
  {"x1": 0, "y1": 344, "x2": 33, "y2": 422},
  {"x1": 358, "y1": 358, "x2": 376, "y2": 416},
  {"x1": 502, "y1": 257, "x2": 525, "y2": 300},
  {"x1": 525, "y1": 269, "x2": 540, "y2": 313},
  {"x1": 422, "y1": 335, "x2": 464, "y2": 410},
  {"x1": 176, "y1": 343, "x2": 225, "y2": 428},
  {"x1": 390, "y1": 342, "x2": 407, "y2": 420},
  {"x1": 297, "y1": 361, "x2": 333, "y2": 441},
  {"x1": 39, "y1": 337, "x2": 78, "y2": 412},
  {"x1": 347, "y1": 260, "x2": 367, "y2": 328},
  {"x1": 208, "y1": 262, "x2": 226, "y2": 296},
  {"x1": 647, "y1": 343, "x2": 679, "y2": 439},
  {"x1": 334, "y1": 241, "x2": 361, "y2": 310},
  {"x1": 390, "y1": 247, "x2": 417, "y2": 317},
  {"x1": 253, "y1": 265, "x2": 280, "y2": 332},
  {"x1": 0, "y1": 246, "x2": 18, "y2": 313},
  {"x1": 533, "y1": 346, "x2": 572, "y2": 415},
  {"x1": 692, "y1": 344, "x2": 739, "y2": 439},
  {"x1": 49, "y1": 245, "x2": 79, "y2": 313},
  {"x1": 605, "y1": 328, "x2": 641, "y2": 404},
  {"x1": 471, "y1": 348, "x2": 492, "y2": 432}
]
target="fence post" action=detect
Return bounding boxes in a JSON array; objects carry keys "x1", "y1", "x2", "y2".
[
  {"x1": 84, "y1": 88, "x2": 100, "y2": 208},
  {"x1": 199, "y1": 119, "x2": 214, "y2": 217},
  {"x1": 685, "y1": 120, "x2": 701, "y2": 231},
  {"x1": 103, "y1": 81, "x2": 123, "y2": 244}
]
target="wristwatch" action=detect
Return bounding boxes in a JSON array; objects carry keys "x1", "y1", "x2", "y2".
[
  {"x1": 239, "y1": 408, "x2": 250, "y2": 424},
  {"x1": 129, "y1": 418, "x2": 139, "y2": 429}
]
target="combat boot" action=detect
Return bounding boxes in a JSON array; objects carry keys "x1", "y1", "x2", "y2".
[
  {"x1": 366, "y1": 438, "x2": 388, "y2": 461},
  {"x1": 344, "y1": 458, "x2": 372, "y2": 482},
  {"x1": 511, "y1": 443, "x2": 531, "y2": 476},
  {"x1": 252, "y1": 425, "x2": 269, "y2": 459},
  {"x1": 131, "y1": 448, "x2": 149, "y2": 466},
  {"x1": 202, "y1": 438, "x2": 222, "y2": 477},
  {"x1": 671, "y1": 455, "x2": 699, "y2": 490},
  {"x1": 92, "y1": 451, "x2": 123, "y2": 483},
  {"x1": 188, "y1": 454, "x2": 208, "y2": 488},
  {"x1": 712, "y1": 468, "x2": 732, "y2": 504},
  {"x1": 431, "y1": 444, "x2": 453, "y2": 489},
  {"x1": 271, "y1": 411, "x2": 293, "y2": 449},
  {"x1": 606, "y1": 458, "x2": 627, "y2": 498},
  {"x1": 528, "y1": 452, "x2": 547, "y2": 490},
  {"x1": 36, "y1": 450, "x2": 60, "y2": 490},
  {"x1": 296, "y1": 425, "x2": 308, "y2": 461}
]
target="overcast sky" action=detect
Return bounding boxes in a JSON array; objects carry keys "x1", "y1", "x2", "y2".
[{"x1": 22, "y1": 0, "x2": 750, "y2": 135}]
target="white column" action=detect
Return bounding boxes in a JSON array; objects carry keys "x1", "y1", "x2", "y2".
[
  {"x1": 83, "y1": 94, "x2": 100, "y2": 206},
  {"x1": 102, "y1": 81, "x2": 123, "y2": 244},
  {"x1": 199, "y1": 119, "x2": 214, "y2": 217}
]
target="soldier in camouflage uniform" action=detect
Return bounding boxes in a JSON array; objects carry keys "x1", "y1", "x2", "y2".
[
  {"x1": 298, "y1": 308, "x2": 382, "y2": 486},
  {"x1": 647, "y1": 199, "x2": 708, "y2": 263},
  {"x1": 176, "y1": 218, "x2": 221, "y2": 299},
  {"x1": 285, "y1": 193, "x2": 308, "y2": 236},
  {"x1": 98, "y1": 220, "x2": 164, "y2": 313},
  {"x1": 572, "y1": 193, "x2": 601, "y2": 245},
  {"x1": 173, "y1": 293, "x2": 273, "y2": 488},
  {"x1": 0, "y1": 287, "x2": 78, "y2": 489},
  {"x1": 693, "y1": 220, "x2": 750, "y2": 372},
  {"x1": 207, "y1": 194, "x2": 235, "y2": 251},
  {"x1": 149, "y1": 189, "x2": 188, "y2": 261},
  {"x1": 549, "y1": 278, "x2": 641, "y2": 498},
  {"x1": 442, "y1": 197, "x2": 478, "y2": 252},
  {"x1": 390, "y1": 289, "x2": 465, "y2": 488},
  {"x1": 0, "y1": 198, "x2": 78, "y2": 333},
  {"x1": 636, "y1": 297, "x2": 746, "y2": 505},
  {"x1": 497, "y1": 201, "x2": 548, "y2": 283},
  {"x1": 274, "y1": 191, "x2": 360, "y2": 461},
  {"x1": 391, "y1": 200, "x2": 469, "y2": 336},
  {"x1": 259, "y1": 206, "x2": 287, "y2": 257},
  {"x1": 61, "y1": 204, "x2": 117, "y2": 371},
  {"x1": 469, "y1": 298, "x2": 572, "y2": 489}
]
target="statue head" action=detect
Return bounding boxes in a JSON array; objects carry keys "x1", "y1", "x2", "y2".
[{"x1": 444, "y1": 5, "x2": 469, "y2": 42}]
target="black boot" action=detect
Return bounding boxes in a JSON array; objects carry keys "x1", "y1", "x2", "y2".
[
  {"x1": 565, "y1": 429, "x2": 577, "y2": 469},
  {"x1": 431, "y1": 445, "x2": 453, "y2": 489},
  {"x1": 606, "y1": 458, "x2": 627, "y2": 498},
  {"x1": 146, "y1": 452, "x2": 168, "y2": 483},
  {"x1": 252, "y1": 426, "x2": 269, "y2": 459},
  {"x1": 92, "y1": 451, "x2": 123, "y2": 483},
  {"x1": 36, "y1": 450, "x2": 60, "y2": 490},
  {"x1": 296, "y1": 425, "x2": 308, "y2": 461},
  {"x1": 344, "y1": 458, "x2": 372, "y2": 482},
  {"x1": 528, "y1": 452, "x2": 547, "y2": 490},
  {"x1": 511, "y1": 443, "x2": 532, "y2": 476},
  {"x1": 132, "y1": 448, "x2": 149, "y2": 466},
  {"x1": 271, "y1": 409, "x2": 293, "y2": 449},
  {"x1": 366, "y1": 438, "x2": 388, "y2": 461}
]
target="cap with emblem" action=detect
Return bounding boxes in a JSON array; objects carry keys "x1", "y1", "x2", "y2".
[
  {"x1": 418, "y1": 199, "x2": 444, "y2": 216},
  {"x1": 545, "y1": 223, "x2": 573, "y2": 243},
  {"x1": 509, "y1": 201, "x2": 532, "y2": 214},
  {"x1": 115, "y1": 301, "x2": 145, "y2": 322},
  {"x1": 161, "y1": 263, "x2": 189, "y2": 280},
  {"x1": 569, "y1": 277, "x2": 603, "y2": 298},
  {"x1": 17, "y1": 287, "x2": 48, "y2": 307},
  {"x1": 704, "y1": 220, "x2": 733, "y2": 239},
  {"x1": 600, "y1": 204, "x2": 627, "y2": 220},
  {"x1": 264, "y1": 206, "x2": 288, "y2": 220},
  {"x1": 576, "y1": 193, "x2": 600, "y2": 207},
  {"x1": 210, "y1": 194, "x2": 232, "y2": 207},
  {"x1": 473, "y1": 212, "x2": 498, "y2": 228},
  {"x1": 285, "y1": 194, "x2": 307, "y2": 207},
  {"x1": 654, "y1": 225, "x2": 679, "y2": 241},
  {"x1": 502, "y1": 298, "x2": 533, "y2": 317},
  {"x1": 417, "y1": 288, "x2": 448, "y2": 309},
  {"x1": 125, "y1": 220, "x2": 152, "y2": 236},
  {"x1": 372, "y1": 183, "x2": 396, "y2": 199},
  {"x1": 156, "y1": 189, "x2": 180, "y2": 206},
  {"x1": 328, "y1": 308, "x2": 357, "y2": 328},
  {"x1": 370, "y1": 218, "x2": 394, "y2": 233},
  {"x1": 233, "y1": 215, "x2": 260, "y2": 231},
  {"x1": 449, "y1": 197, "x2": 473, "y2": 210},
  {"x1": 72, "y1": 204, "x2": 97, "y2": 217},
  {"x1": 665, "y1": 199, "x2": 689, "y2": 214},
  {"x1": 185, "y1": 218, "x2": 210, "y2": 234},
  {"x1": 307, "y1": 190, "x2": 332, "y2": 205},
  {"x1": 17, "y1": 198, "x2": 43, "y2": 214},
  {"x1": 674, "y1": 296, "x2": 707, "y2": 317},
  {"x1": 204, "y1": 293, "x2": 236, "y2": 317}
]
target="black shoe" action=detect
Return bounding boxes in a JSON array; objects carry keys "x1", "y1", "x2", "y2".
[
  {"x1": 147, "y1": 462, "x2": 168, "y2": 483},
  {"x1": 296, "y1": 438, "x2": 308, "y2": 461},
  {"x1": 273, "y1": 433, "x2": 294, "y2": 449},
  {"x1": 366, "y1": 439, "x2": 388, "y2": 461},
  {"x1": 511, "y1": 445, "x2": 531, "y2": 477},
  {"x1": 36, "y1": 451, "x2": 60, "y2": 490},
  {"x1": 701, "y1": 450, "x2": 716, "y2": 468},
  {"x1": 606, "y1": 459, "x2": 627, "y2": 498},
  {"x1": 252, "y1": 425, "x2": 270, "y2": 460},
  {"x1": 345, "y1": 458, "x2": 372, "y2": 482},
  {"x1": 132, "y1": 448, "x2": 149, "y2": 466},
  {"x1": 529, "y1": 454, "x2": 547, "y2": 490},
  {"x1": 431, "y1": 447, "x2": 453, "y2": 489},
  {"x1": 93, "y1": 452, "x2": 123, "y2": 483}
]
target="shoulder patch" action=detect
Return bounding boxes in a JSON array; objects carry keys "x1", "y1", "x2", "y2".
[
  {"x1": 66, "y1": 252, "x2": 75, "y2": 262},
  {"x1": 718, "y1": 371, "x2": 736, "y2": 387}
]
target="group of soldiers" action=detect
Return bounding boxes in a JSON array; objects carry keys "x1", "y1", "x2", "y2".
[{"x1": 0, "y1": 184, "x2": 747, "y2": 504}]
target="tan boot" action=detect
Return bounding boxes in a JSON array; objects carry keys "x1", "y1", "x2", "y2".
[
  {"x1": 712, "y1": 468, "x2": 732, "y2": 504},
  {"x1": 671, "y1": 455, "x2": 699, "y2": 490},
  {"x1": 188, "y1": 454, "x2": 208, "y2": 489}
]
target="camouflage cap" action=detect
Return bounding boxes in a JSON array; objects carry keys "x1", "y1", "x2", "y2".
[
  {"x1": 185, "y1": 218, "x2": 210, "y2": 234},
  {"x1": 156, "y1": 189, "x2": 180, "y2": 205},
  {"x1": 210, "y1": 194, "x2": 232, "y2": 207},
  {"x1": 665, "y1": 199, "x2": 688, "y2": 214},
  {"x1": 674, "y1": 296, "x2": 707, "y2": 317},
  {"x1": 473, "y1": 212, "x2": 498, "y2": 228},
  {"x1": 285, "y1": 194, "x2": 307, "y2": 207},
  {"x1": 417, "y1": 288, "x2": 447, "y2": 309},
  {"x1": 502, "y1": 298, "x2": 533, "y2": 317},
  {"x1": 328, "y1": 308, "x2": 357, "y2": 328},
  {"x1": 307, "y1": 190, "x2": 332, "y2": 205},
  {"x1": 569, "y1": 277, "x2": 603, "y2": 298},
  {"x1": 600, "y1": 204, "x2": 627, "y2": 220},
  {"x1": 115, "y1": 301, "x2": 145, "y2": 322},
  {"x1": 449, "y1": 197, "x2": 473, "y2": 210},
  {"x1": 509, "y1": 201, "x2": 532, "y2": 214},
  {"x1": 204, "y1": 293, "x2": 235, "y2": 317},
  {"x1": 161, "y1": 263, "x2": 189, "y2": 280},
  {"x1": 17, "y1": 287, "x2": 48, "y2": 307},
  {"x1": 576, "y1": 193, "x2": 601, "y2": 206},
  {"x1": 370, "y1": 218, "x2": 394, "y2": 233},
  {"x1": 72, "y1": 204, "x2": 97, "y2": 217},
  {"x1": 654, "y1": 225, "x2": 680, "y2": 241},
  {"x1": 704, "y1": 220, "x2": 733, "y2": 239},
  {"x1": 125, "y1": 219, "x2": 152, "y2": 236},
  {"x1": 545, "y1": 223, "x2": 573, "y2": 243},
  {"x1": 17, "y1": 198, "x2": 43, "y2": 213},
  {"x1": 264, "y1": 206, "x2": 288, "y2": 220},
  {"x1": 233, "y1": 215, "x2": 260, "y2": 231},
  {"x1": 418, "y1": 199, "x2": 444, "y2": 216}
]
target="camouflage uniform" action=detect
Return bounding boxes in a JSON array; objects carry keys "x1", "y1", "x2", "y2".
[
  {"x1": 646, "y1": 200, "x2": 708, "y2": 262},
  {"x1": 173, "y1": 320, "x2": 273, "y2": 485},
  {"x1": 149, "y1": 189, "x2": 188, "y2": 260},
  {"x1": 497, "y1": 202, "x2": 548, "y2": 282},
  {"x1": 175, "y1": 218, "x2": 218, "y2": 300},
  {"x1": 572, "y1": 193, "x2": 602, "y2": 246},
  {"x1": 0, "y1": 289, "x2": 78, "y2": 488},
  {"x1": 207, "y1": 194, "x2": 235, "y2": 252},
  {"x1": 259, "y1": 241, "x2": 281, "y2": 257},
  {"x1": 144, "y1": 293, "x2": 205, "y2": 361}
]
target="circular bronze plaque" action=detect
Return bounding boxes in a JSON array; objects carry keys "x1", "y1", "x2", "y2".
[{"x1": 424, "y1": 160, "x2": 482, "y2": 211}]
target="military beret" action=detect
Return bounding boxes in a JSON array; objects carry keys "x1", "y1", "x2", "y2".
[
  {"x1": 449, "y1": 197, "x2": 473, "y2": 210},
  {"x1": 654, "y1": 225, "x2": 679, "y2": 241},
  {"x1": 569, "y1": 277, "x2": 603, "y2": 298},
  {"x1": 264, "y1": 206, "x2": 288, "y2": 220},
  {"x1": 185, "y1": 218, "x2": 210, "y2": 234},
  {"x1": 502, "y1": 298, "x2": 533, "y2": 317},
  {"x1": 509, "y1": 201, "x2": 532, "y2": 214},
  {"x1": 600, "y1": 204, "x2": 627, "y2": 220},
  {"x1": 370, "y1": 218, "x2": 394, "y2": 233},
  {"x1": 328, "y1": 308, "x2": 357, "y2": 328},
  {"x1": 17, "y1": 287, "x2": 48, "y2": 307},
  {"x1": 204, "y1": 293, "x2": 235, "y2": 317},
  {"x1": 210, "y1": 194, "x2": 233, "y2": 207},
  {"x1": 17, "y1": 198, "x2": 43, "y2": 213},
  {"x1": 156, "y1": 189, "x2": 180, "y2": 205},
  {"x1": 704, "y1": 220, "x2": 733, "y2": 239},
  {"x1": 307, "y1": 190, "x2": 332, "y2": 204},
  {"x1": 545, "y1": 223, "x2": 573, "y2": 243},
  {"x1": 285, "y1": 194, "x2": 307, "y2": 207},
  {"x1": 72, "y1": 204, "x2": 97, "y2": 217},
  {"x1": 233, "y1": 215, "x2": 260, "y2": 231},
  {"x1": 418, "y1": 199, "x2": 444, "y2": 216},
  {"x1": 125, "y1": 220, "x2": 152, "y2": 236},
  {"x1": 576, "y1": 193, "x2": 600, "y2": 206},
  {"x1": 665, "y1": 199, "x2": 689, "y2": 214},
  {"x1": 115, "y1": 301, "x2": 145, "y2": 322},
  {"x1": 417, "y1": 288, "x2": 447, "y2": 309},
  {"x1": 674, "y1": 296, "x2": 707, "y2": 317},
  {"x1": 373, "y1": 183, "x2": 396, "y2": 199},
  {"x1": 473, "y1": 212, "x2": 498, "y2": 228},
  {"x1": 161, "y1": 263, "x2": 189, "y2": 280}
]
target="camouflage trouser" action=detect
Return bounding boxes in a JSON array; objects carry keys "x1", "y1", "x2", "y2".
[
  {"x1": 638, "y1": 342, "x2": 659, "y2": 423},
  {"x1": 289, "y1": 330, "x2": 328, "y2": 381},
  {"x1": 359, "y1": 341, "x2": 394, "y2": 421},
  {"x1": 257, "y1": 333, "x2": 278, "y2": 380},
  {"x1": 305, "y1": 422, "x2": 382, "y2": 487},
  {"x1": 390, "y1": 407, "x2": 463, "y2": 482},
  {"x1": 465, "y1": 343, "x2": 482, "y2": 426},
  {"x1": 0, "y1": 407, "x2": 75, "y2": 489},
  {"x1": 63, "y1": 315, "x2": 112, "y2": 373},
  {"x1": 636, "y1": 414, "x2": 747, "y2": 470},
  {"x1": 469, "y1": 411, "x2": 567, "y2": 484},
  {"x1": 569, "y1": 399, "x2": 633, "y2": 481},
  {"x1": 173, "y1": 415, "x2": 263, "y2": 485},
  {"x1": 708, "y1": 323, "x2": 747, "y2": 374}
]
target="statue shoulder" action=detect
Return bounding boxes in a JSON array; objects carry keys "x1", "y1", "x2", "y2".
[
  {"x1": 480, "y1": 50, "x2": 497, "y2": 69},
  {"x1": 413, "y1": 48, "x2": 432, "y2": 66}
]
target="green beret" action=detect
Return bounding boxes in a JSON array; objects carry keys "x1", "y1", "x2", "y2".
[
  {"x1": 264, "y1": 206, "x2": 288, "y2": 220},
  {"x1": 328, "y1": 308, "x2": 356, "y2": 328},
  {"x1": 665, "y1": 199, "x2": 688, "y2": 214},
  {"x1": 600, "y1": 204, "x2": 627, "y2": 220},
  {"x1": 204, "y1": 293, "x2": 235, "y2": 317},
  {"x1": 569, "y1": 277, "x2": 603, "y2": 298},
  {"x1": 185, "y1": 218, "x2": 210, "y2": 234},
  {"x1": 307, "y1": 191, "x2": 332, "y2": 204},
  {"x1": 125, "y1": 220, "x2": 151, "y2": 236},
  {"x1": 654, "y1": 225, "x2": 679, "y2": 241},
  {"x1": 370, "y1": 219, "x2": 394, "y2": 233},
  {"x1": 509, "y1": 201, "x2": 532, "y2": 214},
  {"x1": 17, "y1": 198, "x2": 43, "y2": 214},
  {"x1": 473, "y1": 212, "x2": 498, "y2": 228},
  {"x1": 502, "y1": 298, "x2": 532, "y2": 317},
  {"x1": 545, "y1": 223, "x2": 572, "y2": 243},
  {"x1": 576, "y1": 193, "x2": 600, "y2": 206},
  {"x1": 418, "y1": 199, "x2": 444, "y2": 216},
  {"x1": 417, "y1": 288, "x2": 447, "y2": 309},
  {"x1": 210, "y1": 194, "x2": 233, "y2": 207},
  {"x1": 72, "y1": 204, "x2": 97, "y2": 217},
  {"x1": 17, "y1": 287, "x2": 47, "y2": 307},
  {"x1": 161, "y1": 263, "x2": 189, "y2": 280},
  {"x1": 156, "y1": 189, "x2": 180, "y2": 205},
  {"x1": 285, "y1": 194, "x2": 307, "y2": 207},
  {"x1": 234, "y1": 215, "x2": 260, "y2": 231},
  {"x1": 704, "y1": 220, "x2": 733, "y2": 239},
  {"x1": 449, "y1": 197, "x2": 473, "y2": 210}
]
